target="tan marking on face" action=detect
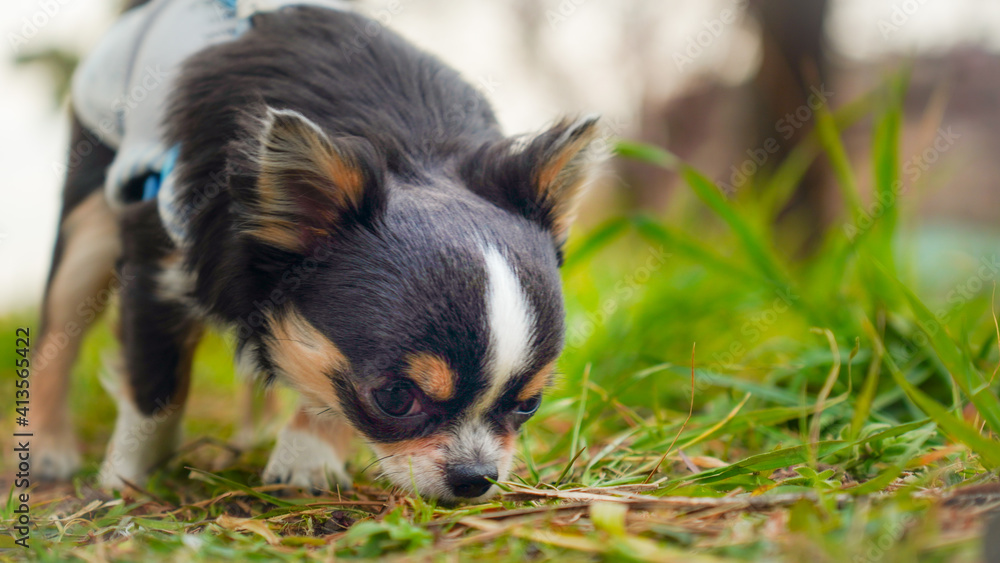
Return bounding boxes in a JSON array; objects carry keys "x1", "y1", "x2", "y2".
[
  {"x1": 516, "y1": 361, "x2": 556, "y2": 402},
  {"x1": 405, "y1": 353, "x2": 456, "y2": 402},
  {"x1": 500, "y1": 431, "x2": 517, "y2": 450},
  {"x1": 266, "y1": 308, "x2": 347, "y2": 406}
]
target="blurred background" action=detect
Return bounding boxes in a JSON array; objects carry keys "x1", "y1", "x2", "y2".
[{"x1": 3, "y1": 0, "x2": 1000, "y2": 312}]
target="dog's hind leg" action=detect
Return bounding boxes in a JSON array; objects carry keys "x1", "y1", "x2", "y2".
[
  {"x1": 232, "y1": 381, "x2": 279, "y2": 450},
  {"x1": 31, "y1": 118, "x2": 120, "y2": 481},
  {"x1": 99, "y1": 202, "x2": 203, "y2": 490}
]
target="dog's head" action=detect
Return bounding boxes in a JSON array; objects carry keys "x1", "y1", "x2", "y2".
[{"x1": 239, "y1": 108, "x2": 600, "y2": 502}]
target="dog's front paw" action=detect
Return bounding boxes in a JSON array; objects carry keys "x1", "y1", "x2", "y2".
[
  {"x1": 97, "y1": 395, "x2": 185, "y2": 491},
  {"x1": 263, "y1": 427, "x2": 351, "y2": 493},
  {"x1": 32, "y1": 430, "x2": 82, "y2": 481},
  {"x1": 98, "y1": 443, "x2": 160, "y2": 491},
  {"x1": 97, "y1": 462, "x2": 132, "y2": 491}
]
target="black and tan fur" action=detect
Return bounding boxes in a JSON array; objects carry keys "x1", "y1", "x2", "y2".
[{"x1": 32, "y1": 4, "x2": 599, "y2": 502}]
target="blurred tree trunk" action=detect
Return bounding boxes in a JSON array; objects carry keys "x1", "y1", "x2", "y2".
[{"x1": 749, "y1": 0, "x2": 831, "y2": 251}]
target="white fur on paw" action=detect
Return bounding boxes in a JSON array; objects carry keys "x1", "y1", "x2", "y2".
[
  {"x1": 98, "y1": 388, "x2": 184, "y2": 491},
  {"x1": 33, "y1": 432, "x2": 82, "y2": 481},
  {"x1": 263, "y1": 427, "x2": 351, "y2": 491},
  {"x1": 98, "y1": 462, "x2": 132, "y2": 491}
]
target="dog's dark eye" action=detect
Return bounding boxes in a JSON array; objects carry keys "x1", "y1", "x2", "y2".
[
  {"x1": 514, "y1": 395, "x2": 542, "y2": 417},
  {"x1": 373, "y1": 380, "x2": 421, "y2": 418}
]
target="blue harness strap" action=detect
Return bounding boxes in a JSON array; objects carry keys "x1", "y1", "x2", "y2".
[
  {"x1": 141, "y1": 173, "x2": 160, "y2": 201},
  {"x1": 141, "y1": 144, "x2": 180, "y2": 201}
]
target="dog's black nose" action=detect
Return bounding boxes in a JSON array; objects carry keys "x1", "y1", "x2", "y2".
[{"x1": 445, "y1": 463, "x2": 498, "y2": 498}]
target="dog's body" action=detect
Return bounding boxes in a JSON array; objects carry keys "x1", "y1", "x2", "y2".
[{"x1": 32, "y1": 0, "x2": 598, "y2": 502}]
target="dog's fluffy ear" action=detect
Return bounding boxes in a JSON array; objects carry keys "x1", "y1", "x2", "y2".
[
  {"x1": 243, "y1": 108, "x2": 385, "y2": 253},
  {"x1": 463, "y1": 115, "x2": 601, "y2": 249}
]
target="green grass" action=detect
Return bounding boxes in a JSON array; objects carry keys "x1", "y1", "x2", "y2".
[{"x1": 2, "y1": 78, "x2": 997, "y2": 561}]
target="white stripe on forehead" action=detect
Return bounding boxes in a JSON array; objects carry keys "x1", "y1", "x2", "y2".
[{"x1": 477, "y1": 246, "x2": 535, "y2": 414}]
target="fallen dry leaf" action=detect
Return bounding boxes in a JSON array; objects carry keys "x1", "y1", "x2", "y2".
[{"x1": 216, "y1": 513, "x2": 281, "y2": 545}]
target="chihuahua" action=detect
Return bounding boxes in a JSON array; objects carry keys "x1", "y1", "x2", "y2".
[{"x1": 30, "y1": 0, "x2": 599, "y2": 503}]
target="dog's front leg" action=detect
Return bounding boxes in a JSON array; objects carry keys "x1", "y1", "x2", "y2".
[
  {"x1": 99, "y1": 205, "x2": 202, "y2": 490},
  {"x1": 263, "y1": 399, "x2": 354, "y2": 493}
]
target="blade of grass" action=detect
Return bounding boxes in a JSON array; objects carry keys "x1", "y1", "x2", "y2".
[
  {"x1": 569, "y1": 364, "x2": 591, "y2": 461},
  {"x1": 629, "y1": 401, "x2": 844, "y2": 453},
  {"x1": 675, "y1": 392, "x2": 752, "y2": 451},
  {"x1": 614, "y1": 140, "x2": 680, "y2": 170},
  {"x1": 520, "y1": 431, "x2": 540, "y2": 485},
  {"x1": 666, "y1": 365, "x2": 801, "y2": 406},
  {"x1": 583, "y1": 425, "x2": 644, "y2": 478},
  {"x1": 676, "y1": 419, "x2": 931, "y2": 488},
  {"x1": 868, "y1": 74, "x2": 908, "y2": 272},
  {"x1": 555, "y1": 447, "x2": 588, "y2": 487},
  {"x1": 186, "y1": 468, "x2": 297, "y2": 508},
  {"x1": 871, "y1": 261, "x2": 1000, "y2": 435},
  {"x1": 545, "y1": 364, "x2": 668, "y2": 459},
  {"x1": 847, "y1": 422, "x2": 936, "y2": 495},
  {"x1": 680, "y1": 166, "x2": 788, "y2": 287},
  {"x1": 644, "y1": 343, "x2": 697, "y2": 483},
  {"x1": 615, "y1": 139, "x2": 789, "y2": 288},
  {"x1": 761, "y1": 91, "x2": 876, "y2": 219},
  {"x1": 815, "y1": 104, "x2": 863, "y2": 222},
  {"x1": 809, "y1": 329, "x2": 842, "y2": 466},
  {"x1": 684, "y1": 441, "x2": 848, "y2": 485},
  {"x1": 632, "y1": 215, "x2": 768, "y2": 287},
  {"x1": 988, "y1": 281, "x2": 1000, "y2": 387},
  {"x1": 851, "y1": 338, "x2": 884, "y2": 440},
  {"x1": 873, "y1": 332, "x2": 1000, "y2": 468}
]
